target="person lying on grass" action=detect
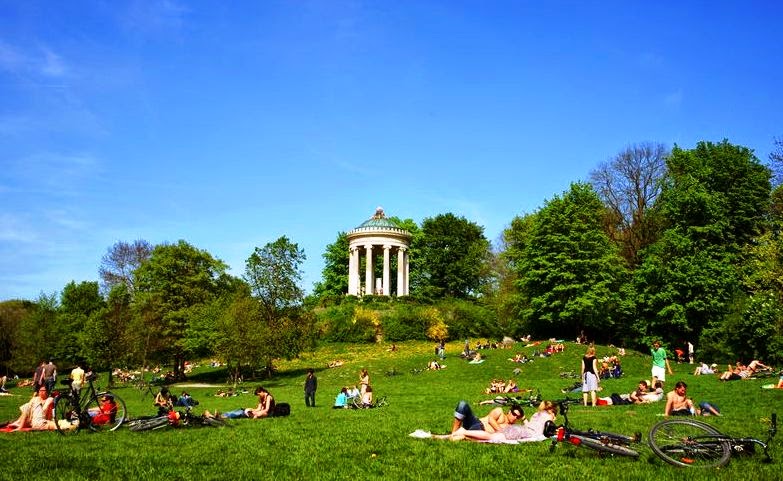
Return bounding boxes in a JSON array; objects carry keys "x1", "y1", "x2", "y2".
[
  {"x1": 437, "y1": 401, "x2": 558, "y2": 442},
  {"x1": 452, "y1": 399, "x2": 523, "y2": 434}
]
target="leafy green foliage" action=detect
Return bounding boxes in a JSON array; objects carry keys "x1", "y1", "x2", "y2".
[
  {"x1": 516, "y1": 183, "x2": 629, "y2": 342},
  {"x1": 635, "y1": 140, "x2": 772, "y2": 347},
  {"x1": 134, "y1": 240, "x2": 231, "y2": 377},
  {"x1": 312, "y1": 232, "x2": 349, "y2": 298},
  {"x1": 245, "y1": 236, "x2": 306, "y2": 320},
  {"x1": 413, "y1": 213, "x2": 491, "y2": 299}
]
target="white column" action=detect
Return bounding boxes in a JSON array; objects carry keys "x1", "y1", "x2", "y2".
[
  {"x1": 396, "y1": 247, "x2": 405, "y2": 297},
  {"x1": 348, "y1": 247, "x2": 358, "y2": 295},
  {"x1": 404, "y1": 249, "x2": 410, "y2": 295},
  {"x1": 364, "y1": 244, "x2": 374, "y2": 296},
  {"x1": 382, "y1": 245, "x2": 391, "y2": 296}
]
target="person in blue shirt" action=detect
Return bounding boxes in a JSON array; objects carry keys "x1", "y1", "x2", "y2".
[{"x1": 333, "y1": 387, "x2": 349, "y2": 409}]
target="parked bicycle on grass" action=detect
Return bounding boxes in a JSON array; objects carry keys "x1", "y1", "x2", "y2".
[
  {"x1": 127, "y1": 406, "x2": 227, "y2": 432},
  {"x1": 547, "y1": 400, "x2": 641, "y2": 458},
  {"x1": 53, "y1": 373, "x2": 127, "y2": 435},
  {"x1": 648, "y1": 413, "x2": 777, "y2": 468}
]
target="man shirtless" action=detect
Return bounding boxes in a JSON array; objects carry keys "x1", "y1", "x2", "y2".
[
  {"x1": 664, "y1": 381, "x2": 695, "y2": 416},
  {"x1": 452, "y1": 400, "x2": 523, "y2": 434}
]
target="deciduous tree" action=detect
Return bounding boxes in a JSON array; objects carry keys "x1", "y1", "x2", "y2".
[
  {"x1": 413, "y1": 213, "x2": 490, "y2": 299},
  {"x1": 516, "y1": 183, "x2": 629, "y2": 342},
  {"x1": 590, "y1": 142, "x2": 668, "y2": 266}
]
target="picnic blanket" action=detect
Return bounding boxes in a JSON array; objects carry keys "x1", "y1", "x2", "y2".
[
  {"x1": 408, "y1": 429, "x2": 547, "y2": 444},
  {"x1": 0, "y1": 426, "x2": 33, "y2": 433}
]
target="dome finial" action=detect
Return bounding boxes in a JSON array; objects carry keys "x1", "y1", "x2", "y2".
[{"x1": 373, "y1": 206, "x2": 385, "y2": 219}]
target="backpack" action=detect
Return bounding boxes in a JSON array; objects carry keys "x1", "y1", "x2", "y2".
[{"x1": 273, "y1": 402, "x2": 291, "y2": 417}]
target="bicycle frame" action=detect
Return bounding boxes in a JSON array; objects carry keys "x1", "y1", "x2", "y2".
[
  {"x1": 53, "y1": 375, "x2": 127, "y2": 434},
  {"x1": 549, "y1": 401, "x2": 640, "y2": 458}
]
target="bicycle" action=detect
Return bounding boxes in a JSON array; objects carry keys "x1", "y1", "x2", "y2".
[
  {"x1": 351, "y1": 395, "x2": 388, "y2": 409},
  {"x1": 127, "y1": 407, "x2": 227, "y2": 431},
  {"x1": 53, "y1": 374, "x2": 127, "y2": 435},
  {"x1": 648, "y1": 413, "x2": 777, "y2": 468},
  {"x1": 548, "y1": 400, "x2": 641, "y2": 458},
  {"x1": 491, "y1": 389, "x2": 543, "y2": 408}
]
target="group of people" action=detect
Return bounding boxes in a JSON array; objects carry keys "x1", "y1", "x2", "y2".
[
  {"x1": 718, "y1": 360, "x2": 770, "y2": 381},
  {"x1": 508, "y1": 353, "x2": 532, "y2": 364},
  {"x1": 333, "y1": 369, "x2": 374, "y2": 408},
  {"x1": 484, "y1": 378, "x2": 518, "y2": 394}
]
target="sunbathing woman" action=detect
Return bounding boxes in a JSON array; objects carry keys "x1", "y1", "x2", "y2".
[
  {"x1": 7, "y1": 387, "x2": 56, "y2": 431},
  {"x1": 444, "y1": 401, "x2": 558, "y2": 442}
]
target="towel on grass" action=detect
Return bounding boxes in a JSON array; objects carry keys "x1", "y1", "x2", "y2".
[{"x1": 408, "y1": 429, "x2": 547, "y2": 444}]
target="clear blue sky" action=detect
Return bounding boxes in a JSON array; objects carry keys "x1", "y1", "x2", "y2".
[{"x1": 1, "y1": 1, "x2": 782, "y2": 301}]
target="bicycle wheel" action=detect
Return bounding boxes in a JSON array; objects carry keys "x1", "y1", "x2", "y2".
[
  {"x1": 648, "y1": 418, "x2": 732, "y2": 468},
  {"x1": 85, "y1": 392, "x2": 127, "y2": 432},
  {"x1": 128, "y1": 416, "x2": 169, "y2": 432},
  {"x1": 576, "y1": 435, "x2": 640, "y2": 458},
  {"x1": 53, "y1": 395, "x2": 80, "y2": 435}
]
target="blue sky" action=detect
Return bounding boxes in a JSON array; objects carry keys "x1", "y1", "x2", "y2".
[{"x1": 1, "y1": 1, "x2": 782, "y2": 301}]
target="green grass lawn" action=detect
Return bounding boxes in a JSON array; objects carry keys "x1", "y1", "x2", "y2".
[{"x1": 1, "y1": 341, "x2": 780, "y2": 481}]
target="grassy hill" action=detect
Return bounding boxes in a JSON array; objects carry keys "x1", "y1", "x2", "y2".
[{"x1": 0, "y1": 340, "x2": 779, "y2": 480}]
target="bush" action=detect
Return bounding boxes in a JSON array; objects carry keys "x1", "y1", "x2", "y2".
[
  {"x1": 381, "y1": 307, "x2": 428, "y2": 342},
  {"x1": 317, "y1": 305, "x2": 375, "y2": 343}
]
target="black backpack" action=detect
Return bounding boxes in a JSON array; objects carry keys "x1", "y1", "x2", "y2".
[{"x1": 273, "y1": 402, "x2": 291, "y2": 417}]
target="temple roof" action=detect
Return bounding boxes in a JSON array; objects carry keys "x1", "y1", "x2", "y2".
[{"x1": 354, "y1": 207, "x2": 404, "y2": 230}]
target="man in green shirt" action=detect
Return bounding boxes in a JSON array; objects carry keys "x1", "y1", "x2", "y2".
[{"x1": 651, "y1": 340, "x2": 673, "y2": 386}]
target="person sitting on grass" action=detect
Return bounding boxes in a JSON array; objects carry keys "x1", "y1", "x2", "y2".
[
  {"x1": 154, "y1": 387, "x2": 174, "y2": 416},
  {"x1": 346, "y1": 385, "x2": 360, "y2": 401},
  {"x1": 628, "y1": 380, "x2": 649, "y2": 404},
  {"x1": 428, "y1": 360, "x2": 445, "y2": 370},
  {"x1": 246, "y1": 386, "x2": 275, "y2": 418},
  {"x1": 693, "y1": 362, "x2": 715, "y2": 375},
  {"x1": 503, "y1": 379, "x2": 519, "y2": 393},
  {"x1": 205, "y1": 386, "x2": 276, "y2": 419},
  {"x1": 485, "y1": 379, "x2": 505, "y2": 394},
  {"x1": 91, "y1": 394, "x2": 118, "y2": 425},
  {"x1": 6, "y1": 386, "x2": 56, "y2": 431},
  {"x1": 664, "y1": 381, "x2": 695, "y2": 416},
  {"x1": 333, "y1": 387, "x2": 349, "y2": 409},
  {"x1": 359, "y1": 385, "x2": 373, "y2": 407},
  {"x1": 439, "y1": 401, "x2": 558, "y2": 442}
]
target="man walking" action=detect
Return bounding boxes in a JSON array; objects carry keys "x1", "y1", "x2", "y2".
[
  {"x1": 42, "y1": 360, "x2": 57, "y2": 394},
  {"x1": 651, "y1": 341, "x2": 673, "y2": 387}
]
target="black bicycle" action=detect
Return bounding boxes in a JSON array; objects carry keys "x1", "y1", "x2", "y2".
[
  {"x1": 548, "y1": 400, "x2": 641, "y2": 458},
  {"x1": 648, "y1": 413, "x2": 777, "y2": 468},
  {"x1": 53, "y1": 374, "x2": 127, "y2": 435}
]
